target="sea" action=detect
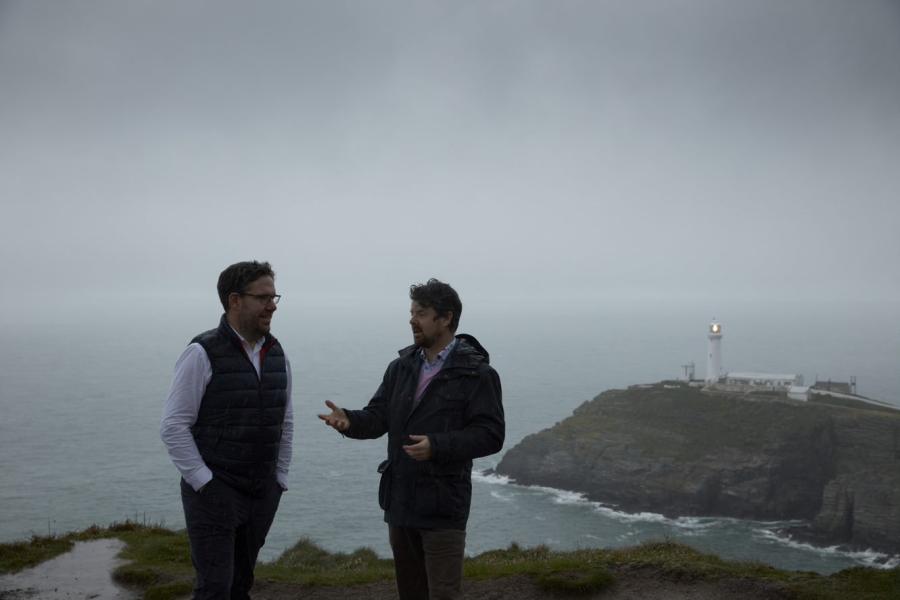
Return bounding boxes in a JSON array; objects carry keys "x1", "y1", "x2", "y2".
[{"x1": 1, "y1": 297, "x2": 898, "y2": 575}]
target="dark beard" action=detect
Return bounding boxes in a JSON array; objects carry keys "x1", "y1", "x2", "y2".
[{"x1": 413, "y1": 331, "x2": 434, "y2": 348}]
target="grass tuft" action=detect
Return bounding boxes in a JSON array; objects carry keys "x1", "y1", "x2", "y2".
[
  {"x1": 534, "y1": 565, "x2": 615, "y2": 595},
  {"x1": 143, "y1": 580, "x2": 194, "y2": 600},
  {"x1": 113, "y1": 565, "x2": 161, "y2": 586},
  {"x1": 0, "y1": 535, "x2": 74, "y2": 573},
  {"x1": 259, "y1": 538, "x2": 394, "y2": 586}
]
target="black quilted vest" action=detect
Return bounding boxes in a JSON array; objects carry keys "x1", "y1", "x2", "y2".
[{"x1": 190, "y1": 315, "x2": 288, "y2": 496}]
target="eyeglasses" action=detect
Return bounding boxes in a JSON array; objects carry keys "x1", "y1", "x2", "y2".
[{"x1": 239, "y1": 293, "x2": 282, "y2": 305}]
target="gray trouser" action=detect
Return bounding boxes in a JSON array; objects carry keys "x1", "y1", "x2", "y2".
[
  {"x1": 180, "y1": 477, "x2": 282, "y2": 600},
  {"x1": 389, "y1": 525, "x2": 467, "y2": 600}
]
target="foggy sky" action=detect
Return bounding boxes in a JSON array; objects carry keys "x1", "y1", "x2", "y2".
[{"x1": 2, "y1": 0, "x2": 899, "y2": 315}]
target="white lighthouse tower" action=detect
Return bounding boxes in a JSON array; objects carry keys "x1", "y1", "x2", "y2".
[{"x1": 706, "y1": 320, "x2": 723, "y2": 383}]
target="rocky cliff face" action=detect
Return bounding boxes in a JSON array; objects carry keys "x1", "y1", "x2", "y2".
[{"x1": 496, "y1": 383, "x2": 900, "y2": 553}]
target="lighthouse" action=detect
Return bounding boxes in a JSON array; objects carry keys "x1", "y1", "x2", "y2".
[{"x1": 706, "y1": 320, "x2": 722, "y2": 383}]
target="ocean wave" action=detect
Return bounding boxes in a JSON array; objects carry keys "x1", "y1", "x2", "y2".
[
  {"x1": 671, "y1": 516, "x2": 723, "y2": 530},
  {"x1": 543, "y1": 488, "x2": 590, "y2": 505},
  {"x1": 474, "y1": 470, "x2": 899, "y2": 566},
  {"x1": 474, "y1": 471, "x2": 594, "y2": 506},
  {"x1": 592, "y1": 504, "x2": 668, "y2": 524},
  {"x1": 472, "y1": 470, "x2": 512, "y2": 485},
  {"x1": 472, "y1": 470, "x2": 704, "y2": 529},
  {"x1": 754, "y1": 529, "x2": 900, "y2": 570}
]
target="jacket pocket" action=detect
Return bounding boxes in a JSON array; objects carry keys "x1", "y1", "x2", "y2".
[
  {"x1": 377, "y1": 459, "x2": 391, "y2": 510},
  {"x1": 434, "y1": 389, "x2": 468, "y2": 430}
]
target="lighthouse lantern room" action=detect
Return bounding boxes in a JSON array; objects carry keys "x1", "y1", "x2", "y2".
[{"x1": 706, "y1": 320, "x2": 722, "y2": 383}]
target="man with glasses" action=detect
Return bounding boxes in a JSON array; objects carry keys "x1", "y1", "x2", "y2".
[{"x1": 161, "y1": 260, "x2": 292, "y2": 599}]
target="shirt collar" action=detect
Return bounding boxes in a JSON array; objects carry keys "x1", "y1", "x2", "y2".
[
  {"x1": 229, "y1": 324, "x2": 265, "y2": 353},
  {"x1": 418, "y1": 337, "x2": 457, "y2": 367}
]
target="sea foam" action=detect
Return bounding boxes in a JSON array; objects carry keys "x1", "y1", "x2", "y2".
[{"x1": 755, "y1": 528, "x2": 900, "y2": 570}]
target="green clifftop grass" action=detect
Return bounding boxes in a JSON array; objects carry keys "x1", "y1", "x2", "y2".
[{"x1": 2, "y1": 522, "x2": 899, "y2": 599}]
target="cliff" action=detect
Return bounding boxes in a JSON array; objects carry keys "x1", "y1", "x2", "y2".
[{"x1": 496, "y1": 382, "x2": 900, "y2": 553}]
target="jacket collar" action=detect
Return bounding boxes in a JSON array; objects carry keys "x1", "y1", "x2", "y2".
[
  {"x1": 397, "y1": 334, "x2": 487, "y2": 371},
  {"x1": 217, "y1": 313, "x2": 278, "y2": 353}
]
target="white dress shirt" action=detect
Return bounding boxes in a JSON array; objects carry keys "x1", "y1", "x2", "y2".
[{"x1": 160, "y1": 327, "x2": 294, "y2": 492}]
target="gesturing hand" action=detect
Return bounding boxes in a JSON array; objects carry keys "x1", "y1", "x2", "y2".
[
  {"x1": 403, "y1": 434, "x2": 433, "y2": 461},
  {"x1": 317, "y1": 400, "x2": 350, "y2": 432}
]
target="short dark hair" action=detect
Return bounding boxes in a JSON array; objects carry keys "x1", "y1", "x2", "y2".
[
  {"x1": 409, "y1": 278, "x2": 462, "y2": 332},
  {"x1": 217, "y1": 261, "x2": 275, "y2": 311}
]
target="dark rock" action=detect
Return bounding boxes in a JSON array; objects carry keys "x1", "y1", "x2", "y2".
[{"x1": 496, "y1": 383, "x2": 900, "y2": 554}]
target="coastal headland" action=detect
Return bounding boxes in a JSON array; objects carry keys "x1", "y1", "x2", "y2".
[{"x1": 496, "y1": 381, "x2": 900, "y2": 555}]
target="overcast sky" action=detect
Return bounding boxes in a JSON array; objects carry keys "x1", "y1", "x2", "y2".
[{"x1": 1, "y1": 0, "x2": 898, "y2": 315}]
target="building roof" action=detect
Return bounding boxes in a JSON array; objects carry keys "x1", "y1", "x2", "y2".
[{"x1": 725, "y1": 372, "x2": 799, "y2": 381}]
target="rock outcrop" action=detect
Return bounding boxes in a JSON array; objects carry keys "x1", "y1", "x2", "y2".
[{"x1": 496, "y1": 383, "x2": 900, "y2": 553}]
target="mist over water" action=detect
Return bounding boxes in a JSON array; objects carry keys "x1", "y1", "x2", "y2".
[{"x1": 1, "y1": 298, "x2": 897, "y2": 574}]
